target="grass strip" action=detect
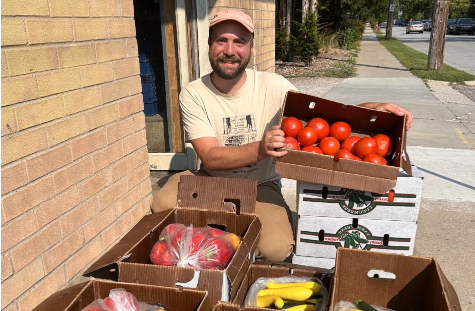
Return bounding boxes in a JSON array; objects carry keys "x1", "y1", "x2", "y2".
[{"x1": 375, "y1": 32, "x2": 475, "y2": 82}]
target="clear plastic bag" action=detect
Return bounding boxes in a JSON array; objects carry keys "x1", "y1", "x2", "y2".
[
  {"x1": 80, "y1": 288, "x2": 166, "y2": 311},
  {"x1": 149, "y1": 224, "x2": 240, "y2": 270},
  {"x1": 334, "y1": 300, "x2": 395, "y2": 311},
  {"x1": 243, "y1": 275, "x2": 328, "y2": 311}
]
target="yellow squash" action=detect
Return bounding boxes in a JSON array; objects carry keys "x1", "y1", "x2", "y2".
[
  {"x1": 258, "y1": 286, "x2": 313, "y2": 301},
  {"x1": 266, "y1": 281, "x2": 322, "y2": 295},
  {"x1": 285, "y1": 304, "x2": 315, "y2": 311},
  {"x1": 256, "y1": 295, "x2": 284, "y2": 308}
]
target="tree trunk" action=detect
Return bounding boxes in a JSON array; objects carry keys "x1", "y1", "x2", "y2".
[
  {"x1": 285, "y1": 0, "x2": 292, "y2": 61},
  {"x1": 302, "y1": 0, "x2": 309, "y2": 23},
  {"x1": 428, "y1": 0, "x2": 450, "y2": 70},
  {"x1": 310, "y1": 0, "x2": 318, "y2": 16},
  {"x1": 278, "y1": 0, "x2": 285, "y2": 28}
]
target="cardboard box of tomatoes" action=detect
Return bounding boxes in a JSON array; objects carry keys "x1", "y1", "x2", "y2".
[
  {"x1": 32, "y1": 278, "x2": 210, "y2": 311},
  {"x1": 275, "y1": 90, "x2": 413, "y2": 194},
  {"x1": 84, "y1": 176, "x2": 262, "y2": 307}
]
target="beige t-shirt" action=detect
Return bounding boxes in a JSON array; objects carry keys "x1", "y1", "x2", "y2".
[{"x1": 179, "y1": 69, "x2": 297, "y2": 184}]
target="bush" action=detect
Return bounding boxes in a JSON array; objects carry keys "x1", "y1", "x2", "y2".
[
  {"x1": 296, "y1": 9, "x2": 321, "y2": 65},
  {"x1": 276, "y1": 28, "x2": 291, "y2": 61},
  {"x1": 336, "y1": 19, "x2": 365, "y2": 50}
]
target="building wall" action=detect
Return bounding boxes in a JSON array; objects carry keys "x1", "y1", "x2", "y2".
[
  {"x1": 209, "y1": 0, "x2": 276, "y2": 72},
  {"x1": 1, "y1": 1, "x2": 152, "y2": 310}
]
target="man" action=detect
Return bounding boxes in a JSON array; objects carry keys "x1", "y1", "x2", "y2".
[{"x1": 152, "y1": 9, "x2": 413, "y2": 262}]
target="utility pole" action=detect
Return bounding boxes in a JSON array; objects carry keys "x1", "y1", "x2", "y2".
[
  {"x1": 386, "y1": 0, "x2": 395, "y2": 40},
  {"x1": 428, "y1": 0, "x2": 450, "y2": 70}
]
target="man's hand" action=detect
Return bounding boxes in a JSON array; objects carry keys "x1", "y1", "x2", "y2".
[
  {"x1": 258, "y1": 125, "x2": 288, "y2": 161},
  {"x1": 359, "y1": 102, "x2": 413, "y2": 130}
]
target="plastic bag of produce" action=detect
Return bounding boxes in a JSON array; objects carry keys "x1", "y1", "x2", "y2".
[{"x1": 81, "y1": 288, "x2": 166, "y2": 311}]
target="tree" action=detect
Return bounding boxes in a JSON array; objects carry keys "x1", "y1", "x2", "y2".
[{"x1": 428, "y1": 0, "x2": 450, "y2": 70}]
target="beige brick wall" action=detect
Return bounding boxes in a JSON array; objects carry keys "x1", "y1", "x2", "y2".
[
  {"x1": 1, "y1": 0, "x2": 152, "y2": 310},
  {"x1": 210, "y1": 0, "x2": 276, "y2": 72}
]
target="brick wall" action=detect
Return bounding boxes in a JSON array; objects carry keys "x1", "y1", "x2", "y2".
[
  {"x1": 209, "y1": 0, "x2": 276, "y2": 72},
  {"x1": 1, "y1": 0, "x2": 152, "y2": 310}
]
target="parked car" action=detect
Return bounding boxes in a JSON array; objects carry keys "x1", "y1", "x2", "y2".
[
  {"x1": 423, "y1": 20, "x2": 432, "y2": 31},
  {"x1": 452, "y1": 18, "x2": 475, "y2": 35},
  {"x1": 406, "y1": 21, "x2": 424, "y2": 33},
  {"x1": 447, "y1": 18, "x2": 456, "y2": 34}
]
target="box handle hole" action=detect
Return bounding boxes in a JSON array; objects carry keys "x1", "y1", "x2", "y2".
[
  {"x1": 352, "y1": 218, "x2": 358, "y2": 228},
  {"x1": 383, "y1": 234, "x2": 389, "y2": 246},
  {"x1": 318, "y1": 229, "x2": 325, "y2": 241},
  {"x1": 370, "y1": 116, "x2": 377, "y2": 122},
  {"x1": 322, "y1": 186, "x2": 328, "y2": 199},
  {"x1": 367, "y1": 269, "x2": 396, "y2": 279},
  {"x1": 224, "y1": 198, "x2": 240, "y2": 215},
  {"x1": 388, "y1": 189, "x2": 395, "y2": 202},
  {"x1": 192, "y1": 192, "x2": 198, "y2": 198},
  {"x1": 308, "y1": 102, "x2": 316, "y2": 109}
]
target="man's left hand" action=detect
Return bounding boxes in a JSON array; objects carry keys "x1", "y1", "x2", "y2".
[{"x1": 359, "y1": 102, "x2": 413, "y2": 130}]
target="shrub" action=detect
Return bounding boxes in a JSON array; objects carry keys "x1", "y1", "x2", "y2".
[
  {"x1": 336, "y1": 19, "x2": 365, "y2": 50},
  {"x1": 296, "y1": 9, "x2": 321, "y2": 65},
  {"x1": 276, "y1": 28, "x2": 291, "y2": 61}
]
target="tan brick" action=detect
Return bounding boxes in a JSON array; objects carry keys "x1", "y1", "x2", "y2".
[
  {"x1": 1, "y1": 19, "x2": 27, "y2": 46},
  {"x1": 26, "y1": 19, "x2": 73, "y2": 45},
  {"x1": 120, "y1": 0, "x2": 134, "y2": 17},
  {"x1": 11, "y1": 222, "x2": 62, "y2": 271},
  {"x1": 109, "y1": 19, "x2": 136, "y2": 38},
  {"x1": 1, "y1": 127, "x2": 47, "y2": 166},
  {"x1": 118, "y1": 95, "x2": 143, "y2": 118},
  {"x1": 132, "y1": 113, "x2": 146, "y2": 132},
  {"x1": 46, "y1": 113, "x2": 89, "y2": 146},
  {"x1": 18, "y1": 268, "x2": 65, "y2": 311},
  {"x1": 37, "y1": 68, "x2": 82, "y2": 97},
  {"x1": 97, "y1": 178, "x2": 128, "y2": 211},
  {"x1": 101, "y1": 79, "x2": 130, "y2": 103},
  {"x1": 80, "y1": 62, "x2": 114, "y2": 87},
  {"x1": 35, "y1": 187, "x2": 80, "y2": 228},
  {"x1": 65, "y1": 237, "x2": 102, "y2": 280},
  {"x1": 1, "y1": 0, "x2": 49, "y2": 16},
  {"x1": 0, "y1": 258, "x2": 44, "y2": 309},
  {"x1": 16, "y1": 95, "x2": 64, "y2": 130},
  {"x1": 130, "y1": 196, "x2": 152, "y2": 224},
  {"x1": 109, "y1": 154, "x2": 136, "y2": 183},
  {"x1": 49, "y1": 0, "x2": 90, "y2": 17},
  {"x1": 1, "y1": 213, "x2": 37, "y2": 254},
  {"x1": 126, "y1": 162, "x2": 149, "y2": 191},
  {"x1": 140, "y1": 177, "x2": 152, "y2": 195},
  {"x1": 102, "y1": 214, "x2": 131, "y2": 249},
  {"x1": 1, "y1": 162, "x2": 28, "y2": 195},
  {"x1": 90, "y1": 0, "x2": 121, "y2": 17},
  {"x1": 1, "y1": 75, "x2": 38, "y2": 107},
  {"x1": 92, "y1": 142, "x2": 123, "y2": 172},
  {"x1": 43, "y1": 229, "x2": 84, "y2": 274},
  {"x1": 84, "y1": 205, "x2": 116, "y2": 241},
  {"x1": 2, "y1": 51, "x2": 9, "y2": 77},
  {"x1": 1, "y1": 177, "x2": 54, "y2": 222},
  {"x1": 106, "y1": 117, "x2": 134, "y2": 143},
  {"x1": 63, "y1": 86, "x2": 101, "y2": 115},
  {"x1": 87, "y1": 103, "x2": 119, "y2": 130},
  {"x1": 116, "y1": 184, "x2": 141, "y2": 216},
  {"x1": 5, "y1": 47, "x2": 59, "y2": 76},
  {"x1": 26, "y1": 144, "x2": 72, "y2": 182},
  {"x1": 128, "y1": 75, "x2": 142, "y2": 95},
  {"x1": 60, "y1": 198, "x2": 96, "y2": 237},
  {"x1": 74, "y1": 18, "x2": 109, "y2": 41},
  {"x1": 53, "y1": 158, "x2": 93, "y2": 194},
  {"x1": 2, "y1": 254, "x2": 13, "y2": 282},
  {"x1": 123, "y1": 129, "x2": 147, "y2": 155},
  {"x1": 125, "y1": 38, "x2": 138, "y2": 57},
  {"x1": 3, "y1": 303, "x2": 18, "y2": 311},
  {"x1": 78, "y1": 168, "x2": 111, "y2": 202},
  {"x1": 114, "y1": 58, "x2": 139, "y2": 79},
  {"x1": 58, "y1": 43, "x2": 96, "y2": 68},
  {"x1": 96, "y1": 40, "x2": 126, "y2": 63},
  {"x1": 1, "y1": 106, "x2": 18, "y2": 136},
  {"x1": 71, "y1": 129, "x2": 106, "y2": 160}
]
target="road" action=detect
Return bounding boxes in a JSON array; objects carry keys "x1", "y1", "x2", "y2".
[{"x1": 390, "y1": 25, "x2": 475, "y2": 75}]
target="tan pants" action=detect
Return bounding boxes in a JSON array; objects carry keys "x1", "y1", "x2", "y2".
[{"x1": 151, "y1": 171, "x2": 295, "y2": 261}]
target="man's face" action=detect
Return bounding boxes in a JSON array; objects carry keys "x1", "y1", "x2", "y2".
[{"x1": 208, "y1": 20, "x2": 253, "y2": 80}]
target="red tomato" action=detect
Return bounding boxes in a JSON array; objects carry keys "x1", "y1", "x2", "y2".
[
  {"x1": 333, "y1": 149, "x2": 355, "y2": 162},
  {"x1": 353, "y1": 155, "x2": 362, "y2": 161},
  {"x1": 340, "y1": 136, "x2": 361, "y2": 154},
  {"x1": 281, "y1": 116, "x2": 303, "y2": 138},
  {"x1": 318, "y1": 137, "x2": 340, "y2": 156},
  {"x1": 108, "y1": 291, "x2": 139, "y2": 311},
  {"x1": 363, "y1": 154, "x2": 387, "y2": 165},
  {"x1": 329, "y1": 121, "x2": 351, "y2": 142},
  {"x1": 297, "y1": 126, "x2": 318, "y2": 146},
  {"x1": 307, "y1": 117, "x2": 329, "y2": 141},
  {"x1": 104, "y1": 297, "x2": 115, "y2": 310},
  {"x1": 198, "y1": 238, "x2": 234, "y2": 270},
  {"x1": 205, "y1": 227, "x2": 226, "y2": 237},
  {"x1": 284, "y1": 136, "x2": 300, "y2": 150},
  {"x1": 373, "y1": 134, "x2": 393, "y2": 157},
  {"x1": 150, "y1": 241, "x2": 176, "y2": 265},
  {"x1": 354, "y1": 137, "x2": 378, "y2": 158},
  {"x1": 388, "y1": 189, "x2": 395, "y2": 202},
  {"x1": 81, "y1": 306, "x2": 103, "y2": 311},
  {"x1": 301, "y1": 146, "x2": 323, "y2": 154},
  {"x1": 190, "y1": 230, "x2": 207, "y2": 254}
]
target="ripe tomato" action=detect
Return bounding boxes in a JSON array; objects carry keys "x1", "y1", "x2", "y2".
[
  {"x1": 333, "y1": 149, "x2": 355, "y2": 162},
  {"x1": 340, "y1": 136, "x2": 361, "y2": 154},
  {"x1": 363, "y1": 154, "x2": 387, "y2": 165},
  {"x1": 307, "y1": 117, "x2": 329, "y2": 141},
  {"x1": 353, "y1": 155, "x2": 362, "y2": 161},
  {"x1": 284, "y1": 136, "x2": 300, "y2": 150},
  {"x1": 318, "y1": 137, "x2": 340, "y2": 156},
  {"x1": 301, "y1": 145, "x2": 323, "y2": 154},
  {"x1": 197, "y1": 238, "x2": 234, "y2": 270},
  {"x1": 373, "y1": 133, "x2": 393, "y2": 158},
  {"x1": 281, "y1": 116, "x2": 302, "y2": 138},
  {"x1": 354, "y1": 137, "x2": 378, "y2": 158},
  {"x1": 150, "y1": 241, "x2": 176, "y2": 265},
  {"x1": 297, "y1": 126, "x2": 318, "y2": 146},
  {"x1": 329, "y1": 121, "x2": 351, "y2": 142}
]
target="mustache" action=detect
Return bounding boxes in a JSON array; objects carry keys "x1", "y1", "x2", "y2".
[{"x1": 217, "y1": 55, "x2": 241, "y2": 63}]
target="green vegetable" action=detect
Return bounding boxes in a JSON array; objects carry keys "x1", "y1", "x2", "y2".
[{"x1": 354, "y1": 300, "x2": 378, "y2": 311}]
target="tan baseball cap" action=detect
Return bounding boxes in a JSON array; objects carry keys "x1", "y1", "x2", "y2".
[{"x1": 209, "y1": 9, "x2": 254, "y2": 33}]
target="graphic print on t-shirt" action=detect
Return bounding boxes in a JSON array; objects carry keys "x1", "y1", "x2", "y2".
[{"x1": 223, "y1": 115, "x2": 257, "y2": 146}]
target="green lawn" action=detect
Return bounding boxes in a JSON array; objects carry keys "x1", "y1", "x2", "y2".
[{"x1": 375, "y1": 32, "x2": 475, "y2": 82}]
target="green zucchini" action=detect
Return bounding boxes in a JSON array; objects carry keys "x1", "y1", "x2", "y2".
[{"x1": 354, "y1": 300, "x2": 378, "y2": 311}]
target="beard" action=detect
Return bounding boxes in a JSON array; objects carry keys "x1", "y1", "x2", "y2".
[{"x1": 209, "y1": 53, "x2": 251, "y2": 80}]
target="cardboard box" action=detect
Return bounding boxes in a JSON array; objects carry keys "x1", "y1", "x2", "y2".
[
  {"x1": 295, "y1": 216, "x2": 417, "y2": 258},
  {"x1": 292, "y1": 254, "x2": 336, "y2": 270},
  {"x1": 297, "y1": 166, "x2": 423, "y2": 221},
  {"x1": 330, "y1": 248, "x2": 462, "y2": 311},
  {"x1": 33, "y1": 278, "x2": 210, "y2": 311},
  {"x1": 212, "y1": 260, "x2": 333, "y2": 311},
  {"x1": 275, "y1": 90, "x2": 413, "y2": 194},
  {"x1": 84, "y1": 176, "x2": 262, "y2": 306}
]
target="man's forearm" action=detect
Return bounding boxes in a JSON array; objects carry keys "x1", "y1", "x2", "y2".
[{"x1": 200, "y1": 142, "x2": 262, "y2": 171}]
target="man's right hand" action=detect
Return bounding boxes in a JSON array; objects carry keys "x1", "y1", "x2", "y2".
[{"x1": 258, "y1": 125, "x2": 288, "y2": 161}]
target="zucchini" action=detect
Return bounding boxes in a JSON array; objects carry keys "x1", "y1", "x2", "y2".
[{"x1": 354, "y1": 300, "x2": 377, "y2": 311}]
